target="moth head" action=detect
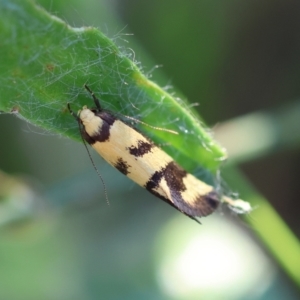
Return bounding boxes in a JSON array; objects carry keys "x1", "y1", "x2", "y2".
[{"x1": 78, "y1": 106, "x2": 96, "y2": 125}]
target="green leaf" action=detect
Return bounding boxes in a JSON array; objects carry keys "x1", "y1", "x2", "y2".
[{"x1": 0, "y1": 0, "x2": 226, "y2": 176}]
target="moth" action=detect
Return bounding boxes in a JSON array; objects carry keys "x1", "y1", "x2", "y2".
[{"x1": 68, "y1": 85, "x2": 220, "y2": 223}]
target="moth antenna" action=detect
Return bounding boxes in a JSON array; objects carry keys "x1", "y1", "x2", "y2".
[
  {"x1": 84, "y1": 84, "x2": 102, "y2": 110},
  {"x1": 82, "y1": 138, "x2": 110, "y2": 206},
  {"x1": 83, "y1": 85, "x2": 178, "y2": 135},
  {"x1": 67, "y1": 102, "x2": 80, "y2": 122},
  {"x1": 121, "y1": 114, "x2": 179, "y2": 135},
  {"x1": 76, "y1": 116, "x2": 110, "y2": 206},
  {"x1": 82, "y1": 143, "x2": 110, "y2": 206}
]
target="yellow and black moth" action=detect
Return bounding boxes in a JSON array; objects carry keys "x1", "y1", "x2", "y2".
[{"x1": 68, "y1": 85, "x2": 220, "y2": 223}]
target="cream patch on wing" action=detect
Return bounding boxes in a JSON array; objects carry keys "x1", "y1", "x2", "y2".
[{"x1": 91, "y1": 120, "x2": 173, "y2": 187}]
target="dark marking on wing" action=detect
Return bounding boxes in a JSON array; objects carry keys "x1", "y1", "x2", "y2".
[
  {"x1": 128, "y1": 140, "x2": 153, "y2": 157},
  {"x1": 81, "y1": 127, "x2": 96, "y2": 145},
  {"x1": 191, "y1": 190, "x2": 219, "y2": 217},
  {"x1": 164, "y1": 161, "x2": 219, "y2": 216},
  {"x1": 204, "y1": 191, "x2": 219, "y2": 210},
  {"x1": 146, "y1": 182, "x2": 201, "y2": 224},
  {"x1": 145, "y1": 168, "x2": 165, "y2": 191},
  {"x1": 163, "y1": 161, "x2": 187, "y2": 192},
  {"x1": 145, "y1": 161, "x2": 187, "y2": 202},
  {"x1": 91, "y1": 111, "x2": 116, "y2": 142},
  {"x1": 114, "y1": 157, "x2": 131, "y2": 175},
  {"x1": 145, "y1": 161, "x2": 219, "y2": 218}
]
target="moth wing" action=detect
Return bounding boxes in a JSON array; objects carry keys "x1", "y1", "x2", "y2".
[{"x1": 157, "y1": 167, "x2": 219, "y2": 217}]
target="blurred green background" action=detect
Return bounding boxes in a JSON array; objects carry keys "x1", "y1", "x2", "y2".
[{"x1": 0, "y1": 0, "x2": 300, "y2": 299}]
